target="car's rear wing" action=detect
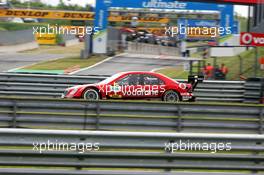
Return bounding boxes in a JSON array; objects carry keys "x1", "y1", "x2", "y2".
[{"x1": 188, "y1": 75, "x2": 204, "y2": 90}]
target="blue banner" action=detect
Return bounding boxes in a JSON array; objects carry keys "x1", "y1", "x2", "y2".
[
  {"x1": 186, "y1": 19, "x2": 219, "y2": 27},
  {"x1": 94, "y1": 0, "x2": 234, "y2": 53},
  {"x1": 232, "y1": 20, "x2": 240, "y2": 34},
  {"x1": 95, "y1": 0, "x2": 234, "y2": 31},
  {"x1": 110, "y1": 0, "x2": 228, "y2": 11}
]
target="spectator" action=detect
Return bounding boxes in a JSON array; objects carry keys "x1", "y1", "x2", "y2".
[
  {"x1": 201, "y1": 65, "x2": 208, "y2": 79},
  {"x1": 180, "y1": 40, "x2": 187, "y2": 57},
  {"x1": 202, "y1": 48, "x2": 209, "y2": 59},
  {"x1": 220, "y1": 63, "x2": 229, "y2": 80},
  {"x1": 206, "y1": 63, "x2": 214, "y2": 79},
  {"x1": 186, "y1": 49, "x2": 191, "y2": 57},
  {"x1": 214, "y1": 65, "x2": 224, "y2": 80}
]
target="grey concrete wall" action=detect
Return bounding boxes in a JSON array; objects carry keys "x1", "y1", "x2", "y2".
[
  {"x1": 251, "y1": 22, "x2": 264, "y2": 33},
  {"x1": 107, "y1": 27, "x2": 121, "y2": 51},
  {"x1": 0, "y1": 41, "x2": 39, "y2": 53},
  {"x1": 0, "y1": 29, "x2": 36, "y2": 46},
  {"x1": 65, "y1": 38, "x2": 79, "y2": 47},
  {"x1": 62, "y1": 34, "x2": 80, "y2": 47},
  {"x1": 62, "y1": 34, "x2": 77, "y2": 41},
  {"x1": 127, "y1": 42, "x2": 180, "y2": 56}
]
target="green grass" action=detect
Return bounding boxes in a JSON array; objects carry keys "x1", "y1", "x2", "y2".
[
  {"x1": 205, "y1": 47, "x2": 264, "y2": 80},
  {"x1": 158, "y1": 67, "x2": 189, "y2": 79},
  {"x1": 0, "y1": 22, "x2": 46, "y2": 31},
  {"x1": 24, "y1": 55, "x2": 107, "y2": 71},
  {"x1": 157, "y1": 47, "x2": 264, "y2": 80},
  {"x1": 237, "y1": 16, "x2": 248, "y2": 32},
  {"x1": 17, "y1": 43, "x2": 104, "y2": 72},
  {"x1": 22, "y1": 43, "x2": 85, "y2": 55},
  {"x1": 219, "y1": 34, "x2": 233, "y2": 43},
  {"x1": 0, "y1": 27, "x2": 6, "y2": 31},
  {"x1": 187, "y1": 41, "x2": 207, "y2": 47}
]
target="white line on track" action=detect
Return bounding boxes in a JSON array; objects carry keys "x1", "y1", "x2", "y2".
[
  {"x1": 7, "y1": 66, "x2": 26, "y2": 73},
  {"x1": 69, "y1": 53, "x2": 127, "y2": 75},
  {"x1": 150, "y1": 67, "x2": 167, "y2": 72},
  {"x1": 6, "y1": 55, "x2": 66, "y2": 73}
]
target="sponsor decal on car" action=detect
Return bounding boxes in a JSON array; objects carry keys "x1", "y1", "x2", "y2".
[
  {"x1": 104, "y1": 84, "x2": 166, "y2": 96},
  {"x1": 110, "y1": 83, "x2": 122, "y2": 93}
]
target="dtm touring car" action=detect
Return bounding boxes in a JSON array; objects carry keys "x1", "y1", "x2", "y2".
[{"x1": 62, "y1": 71, "x2": 203, "y2": 102}]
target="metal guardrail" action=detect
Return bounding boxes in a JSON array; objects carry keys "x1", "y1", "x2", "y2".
[
  {"x1": 0, "y1": 97, "x2": 263, "y2": 134},
  {"x1": 0, "y1": 170, "x2": 257, "y2": 175},
  {"x1": 0, "y1": 129, "x2": 263, "y2": 174},
  {"x1": 1, "y1": 169, "x2": 256, "y2": 175},
  {"x1": 244, "y1": 78, "x2": 264, "y2": 104},
  {"x1": 0, "y1": 73, "x2": 245, "y2": 102},
  {"x1": 195, "y1": 80, "x2": 245, "y2": 102},
  {"x1": 0, "y1": 73, "x2": 106, "y2": 84}
]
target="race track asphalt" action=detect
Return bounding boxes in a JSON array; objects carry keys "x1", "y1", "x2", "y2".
[
  {"x1": 75, "y1": 55, "x2": 186, "y2": 76},
  {"x1": 0, "y1": 53, "x2": 65, "y2": 72}
]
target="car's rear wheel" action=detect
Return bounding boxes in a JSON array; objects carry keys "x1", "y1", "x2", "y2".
[
  {"x1": 83, "y1": 89, "x2": 99, "y2": 101},
  {"x1": 163, "y1": 90, "x2": 180, "y2": 102}
]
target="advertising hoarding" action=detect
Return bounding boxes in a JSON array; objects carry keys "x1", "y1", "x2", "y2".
[
  {"x1": 94, "y1": 0, "x2": 234, "y2": 53},
  {"x1": 240, "y1": 32, "x2": 264, "y2": 46}
]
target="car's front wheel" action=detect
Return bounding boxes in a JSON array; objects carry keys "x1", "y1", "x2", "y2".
[
  {"x1": 163, "y1": 90, "x2": 180, "y2": 102},
  {"x1": 83, "y1": 89, "x2": 100, "y2": 101}
]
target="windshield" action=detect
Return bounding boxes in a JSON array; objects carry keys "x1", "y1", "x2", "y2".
[{"x1": 98, "y1": 73, "x2": 123, "y2": 85}]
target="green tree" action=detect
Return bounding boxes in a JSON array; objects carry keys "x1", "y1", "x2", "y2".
[{"x1": 9, "y1": 0, "x2": 93, "y2": 12}]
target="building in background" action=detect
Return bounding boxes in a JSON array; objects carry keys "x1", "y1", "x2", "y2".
[{"x1": 250, "y1": 0, "x2": 264, "y2": 32}]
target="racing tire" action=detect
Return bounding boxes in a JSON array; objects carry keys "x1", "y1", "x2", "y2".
[
  {"x1": 163, "y1": 90, "x2": 180, "y2": 102},
  {"x1": 83, "y1": 89, "x2": 100, "y2": 101}
]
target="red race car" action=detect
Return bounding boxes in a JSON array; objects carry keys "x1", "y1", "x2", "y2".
[{"x1": 62, "y1": 71, "x2": 203, "y2": 102}]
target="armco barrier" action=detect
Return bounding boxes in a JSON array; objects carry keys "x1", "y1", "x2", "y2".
[
  {"x1": 0, "y1": 170, "x2": 258, "y2": 175},
  {"x1": 244, "y1": 77, "x2": 264, "y2": 104},
  {"x1": 0, "y1": 97, "x2": 263, "y2": 134},
  {"x1": 0, "y1": 73, "x2": 245, "y2": 102},
  {"x1": 0, "y1": 129, "x2": 263, "y2": 174}
]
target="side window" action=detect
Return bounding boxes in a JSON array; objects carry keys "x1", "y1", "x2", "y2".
[
  {"x1": 116, "y1": 75, "x2": 130, "y2": 86},
  {"x1": 116, "y1": 74, "x2": 141, "y2": 86},
  {"x1": 143, "y1": 74, "x2": 164, "y2": 85}
]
